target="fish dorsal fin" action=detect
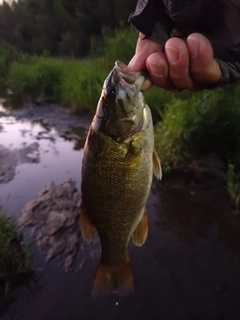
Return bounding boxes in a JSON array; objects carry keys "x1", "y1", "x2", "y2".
[{"x1": 153, "y1": 148, "x2": 162, "y2": 180}]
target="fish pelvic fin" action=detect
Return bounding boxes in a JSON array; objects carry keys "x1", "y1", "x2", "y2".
[
  {"x1": 132, "y1": 208, "x2": 148, "y2": 246},
  {"x1": 92, "y1": 259, "x2": 134, "y2": 298},
  {"x1": 153, "y1": 148, "x2": 162, "y2": 180},
  {"x1": 80, "y1": 200, "x2": 96, "y2": 242}
]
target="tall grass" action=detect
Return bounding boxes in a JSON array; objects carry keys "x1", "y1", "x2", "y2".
[
  {"x1": 154, "y1": 84, "x2": 240, "y2": 172},
  {"x1": 98, "y1": 27, "x2": 138, "y2": 65},
  {"x1": 60, "y1": 58, "x2": 107, "y2": 111},
  {"x1": 8, "y1": 58, "x2": 64, "y2": 101},
  {"x1": 0, "y1": 207, "x2": 32, "y2": 297}
]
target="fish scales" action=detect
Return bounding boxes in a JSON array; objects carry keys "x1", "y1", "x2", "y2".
[{"x1": 82, "y1": 129, "x2": 152, "y2": 234}]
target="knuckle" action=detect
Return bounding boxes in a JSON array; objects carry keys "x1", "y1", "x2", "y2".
[{"x1": 170, "y1": 72, "x2": 182, "y2": 81}]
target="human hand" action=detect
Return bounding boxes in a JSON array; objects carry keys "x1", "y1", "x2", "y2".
[{"x1": 128, "y1": 33, "x2": 221, "y2": 91}]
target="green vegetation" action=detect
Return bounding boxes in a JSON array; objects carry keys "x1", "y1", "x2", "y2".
[
  {"x1": 0, "y1": 28, "x2": 138, "y2": 110},
  {"x1": 154, "y1": 84, "x2": 240, "y2": 172},
  {"x1": 227, "y1": 164, "x2": 240, "y2": 213},
  {"x1": 0, "y1": 207, "x2": 32, "y2": 298}
]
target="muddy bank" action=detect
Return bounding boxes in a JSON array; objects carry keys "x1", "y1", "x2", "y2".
[
  {"x1": 1, "y1": 100, "x2": 93, "y2": 137},
  {"x1": 20, "y1": 180, "x2": 82, "y2": 271}
]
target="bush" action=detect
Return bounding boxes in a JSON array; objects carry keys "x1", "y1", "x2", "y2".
[
  {"x1": 60, "y1": 58, "x2": 107, "y2": 111},
  {"x1": 145, "y1": 87, "x2": 174, "y2": 123},
  {"x1": 154, "y1": 84, "x2": 240, "y2": 172},
  {"x1": 92, "y1": 28, "x2": 137, "y2": 65},
  {"x1": 7, "y1": 54, "x2": 108, "y2": 110},
  {"x1": 8, "y1": 58, "x2": 64, "y2": 101},
  {"x1": 0, "y1": 56, "x2": 7, "y2": 79}
]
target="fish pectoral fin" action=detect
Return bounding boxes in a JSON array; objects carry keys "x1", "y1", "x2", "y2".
[
  {"x1": 80, "y1": 200, "x2": 96, "y2": 242},
  {"x1": 92, "y1": 259, "x2": 134, "y2": 298},
  {"x1": 132, "y1": 209, "x2": 148, "y2": 246},
  {"x1": 153, "y1": 148, "x2": 162, "y2": 180},
  {"x1": 129, "y1": 131, "x2": 145, "y2": 155}
]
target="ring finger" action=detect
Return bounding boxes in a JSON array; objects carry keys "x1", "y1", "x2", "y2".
[{"x1": 165, "y1": 38, "x2": 203, "y2": 90}]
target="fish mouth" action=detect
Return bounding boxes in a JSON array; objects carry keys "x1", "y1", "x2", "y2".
[
  {"x1": 104, "y1": 61, "x2": 145, "y2": 97},
  {"x1": 114, "y1": 61, "x2": 145, "y2": 86}
]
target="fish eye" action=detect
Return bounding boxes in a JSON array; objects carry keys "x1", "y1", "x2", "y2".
[{"x1": 106, "y1": 86, "x2": 116, "y2": 97}]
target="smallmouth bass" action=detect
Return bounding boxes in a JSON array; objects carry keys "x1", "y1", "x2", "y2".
[{"x1": 80, "y1": 61, "x2": 161, "y2": 296}]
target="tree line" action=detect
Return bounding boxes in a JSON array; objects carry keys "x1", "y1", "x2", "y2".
[{"x1": 0, "y1": 0, "x2": 137, "y2": 56}]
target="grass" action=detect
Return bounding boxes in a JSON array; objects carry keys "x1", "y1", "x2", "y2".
[
  {"x1": 154, "y1": 84, "x2": 240, "y2": 173},
  {"x1": 0, "y1": 206, "x2": 32, "y2": 298}
]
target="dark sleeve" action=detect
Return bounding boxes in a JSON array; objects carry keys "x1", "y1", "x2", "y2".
[
  {"x1": 128, "y1": 0, "x2": 173, "y2": 44},
  {"x1": 129, "y1": 0, "x2": 240, "y2": 87},
  {"x1": 215, "y1": 59, "x2": 240, "y2": 87}
]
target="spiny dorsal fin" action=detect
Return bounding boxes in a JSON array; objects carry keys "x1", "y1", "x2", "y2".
[{"x1": 153, "y1": 148, "x2": 162, "y2": 180}]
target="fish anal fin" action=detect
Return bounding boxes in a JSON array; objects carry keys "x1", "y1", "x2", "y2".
[
  {"x1": 132, "y1": 209, "x2": 148, "y2": 246},
  {"x1": 153, "y1": 148, "x2": 162, "y2": 180},
  {"x1": 80, "y1": 200, "x2": 96, "y2": 242},
  {"x1": 92, "y1": 259, "x2": 134, "y2": 298}
]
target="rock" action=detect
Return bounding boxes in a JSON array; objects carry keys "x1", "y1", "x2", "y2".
[
  {"x1": 45, "y1": 211, "x2": 67, "y2": 235},
  {"x1": 20, "y1": 180, "x2": 82, "y2": 271}
]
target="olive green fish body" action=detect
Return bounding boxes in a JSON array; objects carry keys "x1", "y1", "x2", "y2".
[
  {"x1": 82, "y1": 105, "x2": 154, "y2": 265},
  {"x1": 80, "y1": 61, "x2": 161, "y2": 296}
]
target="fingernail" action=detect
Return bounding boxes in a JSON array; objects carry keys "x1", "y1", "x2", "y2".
[
  {"x1": 188, "y1": 36, "x2": 199, "y2": 58},
  {"x1": 165, "y1": 46, "x2": 179, "y2": 64},
  {"x1": 148, "y1": 61, "x2": 165, "y2": 77}
]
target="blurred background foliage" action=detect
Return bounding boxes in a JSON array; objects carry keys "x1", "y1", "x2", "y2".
[{"x1": 0, "y1": 0, "x2": 137, "y2": 57}]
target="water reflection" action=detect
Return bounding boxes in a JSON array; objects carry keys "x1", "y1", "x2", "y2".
[
  {"x1": 154, "y1": 186, "x2": 220, "y2": 245},
  {"x1": 0, "y1": 103, "x2": 86, "y2": 220},
  {"x1": 61, "y1": 126, "x2": 86, "y2": 150},
  {"x1": 152, "y1": 181, "x2": 240, "y2": 257}
]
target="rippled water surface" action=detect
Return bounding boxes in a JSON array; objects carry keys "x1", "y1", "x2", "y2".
[{"x1": 1, "y1": 98, "x2": 240, "y2": 320}]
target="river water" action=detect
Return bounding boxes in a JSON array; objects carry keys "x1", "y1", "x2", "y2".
[{"x1": 1, "y1": 98, "x2": 240, "y2": 320}]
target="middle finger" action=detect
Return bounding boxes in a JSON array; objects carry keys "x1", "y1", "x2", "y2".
[{"x1": 165, "y1": 38, "x2": 200, "y2": 90}]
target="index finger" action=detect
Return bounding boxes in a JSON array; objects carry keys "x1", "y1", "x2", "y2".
[{"x1": 127, "y1": 33, "x2": 163, "y2": 72}]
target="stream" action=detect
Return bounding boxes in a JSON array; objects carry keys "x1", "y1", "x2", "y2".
[{"x1": 1, "y1": 98, "x2": 240, "y2": 320}]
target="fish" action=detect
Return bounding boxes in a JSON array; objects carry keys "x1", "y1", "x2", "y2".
[{"x1": 80, "y1": 61, "x2": 161, "y2": 297}]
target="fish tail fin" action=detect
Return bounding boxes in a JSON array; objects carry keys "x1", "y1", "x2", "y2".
[{"x1": 92, "y1": 259, "x2": 134, "y2": 298}]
